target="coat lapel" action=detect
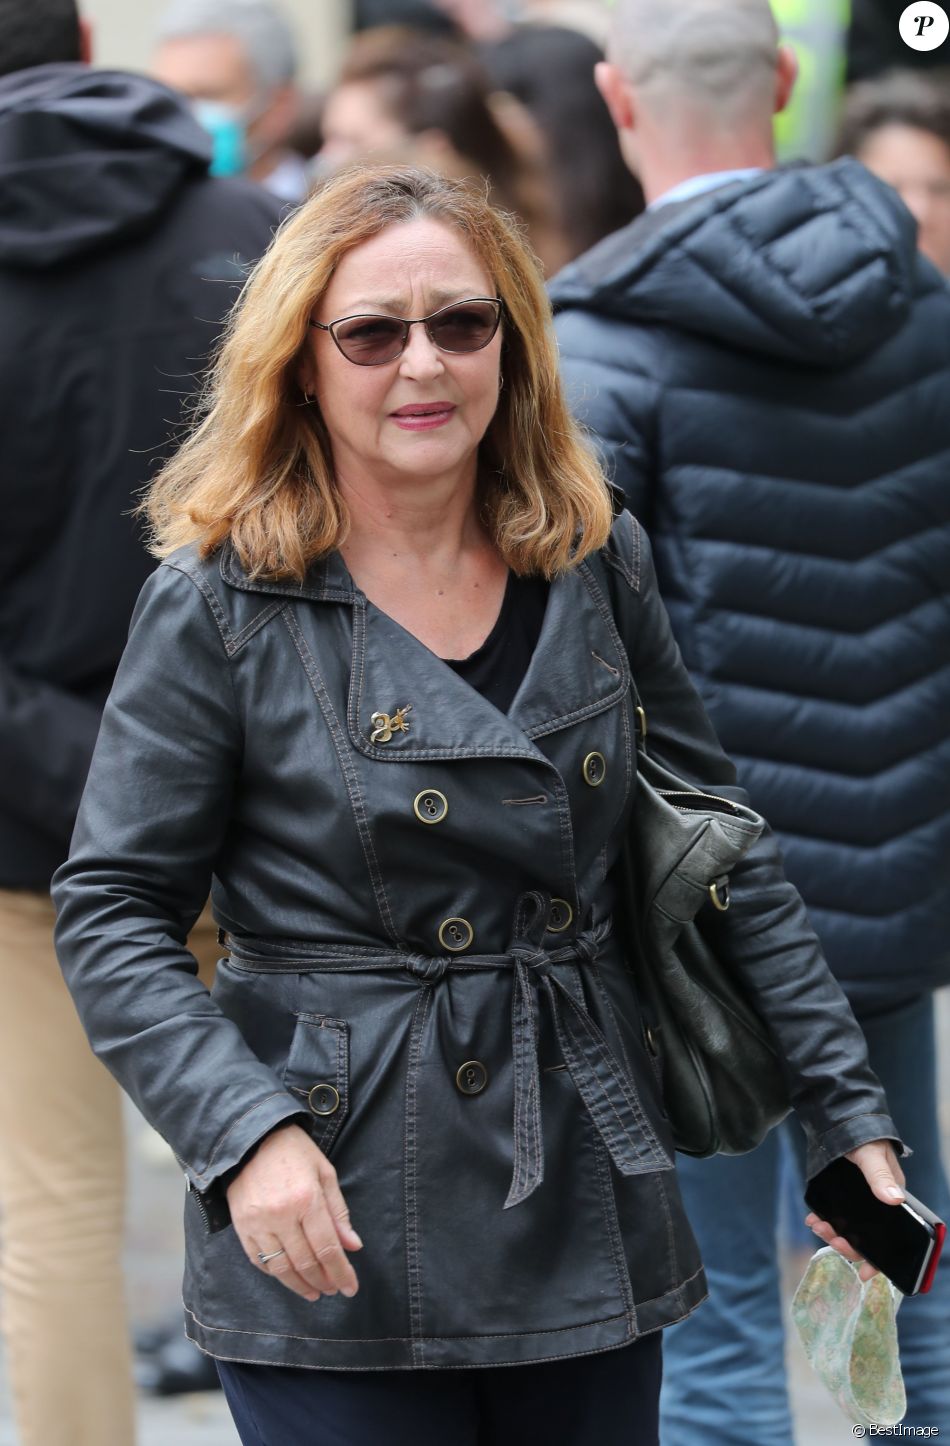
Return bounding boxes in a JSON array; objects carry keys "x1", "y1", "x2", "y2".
[
  {"x1": 507, "y1": 559, "x2": 629, "y2": 739},
  {"x1": 347, "y1": 558, "x2": 629, "y2": 763},
  {"x1": 346, "y1": 592, "x2": 526, "y2": 759},
  {"x1": 218, "y1": 534, "x2": 631, "y2": 765}
]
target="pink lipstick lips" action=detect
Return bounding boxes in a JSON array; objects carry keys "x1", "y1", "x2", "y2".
[{"x1": 390, "y1": 402, "x2": 456, "y2": 431}]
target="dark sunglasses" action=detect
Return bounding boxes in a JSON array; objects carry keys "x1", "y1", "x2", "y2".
[{"x1": 309, "y1": 296, "x2": 502, "y2": 366}]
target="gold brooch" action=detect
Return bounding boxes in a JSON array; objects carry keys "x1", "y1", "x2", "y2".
[{"x1": 370, "y1": 705, "x2": 413, "y2": 744}]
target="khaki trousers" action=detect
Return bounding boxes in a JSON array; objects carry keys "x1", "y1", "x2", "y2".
[{"x1": 0, "y1": 888, "x2": 218, "y2": 1446}]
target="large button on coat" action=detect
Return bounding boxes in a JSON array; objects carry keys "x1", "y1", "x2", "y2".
[{"x1": 52, "y1": 511, "x2": 898, "y2": 1370}]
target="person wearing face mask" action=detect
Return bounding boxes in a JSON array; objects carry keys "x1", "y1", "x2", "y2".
[
  {"x1": 152, "y1": 0, "x2": 309, "y2": 205},
  {"x1": 836, "y1": 69, "x2": 950, "y2": 278}
]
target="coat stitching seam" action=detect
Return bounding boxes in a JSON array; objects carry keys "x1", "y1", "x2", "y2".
[
  {"x1": 590, "y1": 1132, "x2": 637, "y2": 1327},
  {"x1": 162, "y1": 563, "x2": 243, "y2": 727},
  {"x1": 202, "y1": 1092, "x2": 291, "y2": 1177},
  {"x1": 404, "y1": 986, "x2": 432, "y2": 1365},
  {"x1": 653, "y1": 1166, "x2": 681, "y2": 1305},
  {"x1": 185, "y1": 1306, "x2": 634, "y2": 1343},
  {"x1": 283, "y1": 608, "x2": 400, "y2": 946},
  {"x1": 548, "y1": 777, "x2": 577, "y2": 928},
  {"x1": 600, "y1": 516, "x2": 642, "y2": 594},
  {"x1": 167, "y1": 561, "x2": 235, "y2": 652},
  {"x1": 229, "y1": 600, "x2": 291, "y2": 654},
  {"x1": 564, "y1": 1010, "x2": 669, "y2": 1169}
]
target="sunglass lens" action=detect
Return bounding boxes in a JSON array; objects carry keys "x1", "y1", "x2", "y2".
[
  {"x1": 333, "y1": 316, "x2": 406, "y2": 364},
  {"x1": 429, "y1": 302, "x2": 499, "y2": 353}
]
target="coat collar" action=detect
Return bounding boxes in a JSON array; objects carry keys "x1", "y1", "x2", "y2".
[
  {"x1": 218, "y1": 485, "x2": 629, "y2": 758},
  {"x1": 219, "y1": 540, "x2": 355, "y2": 601},
  {"x1": 344, "y1": 556, "x2": 629, "y2": 762}
]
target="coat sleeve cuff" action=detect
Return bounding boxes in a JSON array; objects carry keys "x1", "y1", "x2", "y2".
[
  {"x1": 805, "y1": 1111, "x2": 909, "y2": 1181},
  {"x1": 182, "y1": 1092, "x2": 311, "y2": 1232}
]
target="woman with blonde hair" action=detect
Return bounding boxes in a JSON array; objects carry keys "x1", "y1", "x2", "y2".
[{"x1": 53, "y1": 165, "x2": 903, "y2": 1445}]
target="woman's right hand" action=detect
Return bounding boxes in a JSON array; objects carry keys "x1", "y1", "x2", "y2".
[{"x1": 226, "y1": 1122, "x2": 362, "y2": 1301}]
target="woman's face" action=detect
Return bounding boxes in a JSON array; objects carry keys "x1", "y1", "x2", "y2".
[
  {"x1": 300, "y1": 217, "x2": 503, "y2": 493},
  {"x1": 857, "y1": 123, "x2": 950, "y2": 276},
  {"x1": 318, "y1": 82, "x2": 411, "y2": 171}
]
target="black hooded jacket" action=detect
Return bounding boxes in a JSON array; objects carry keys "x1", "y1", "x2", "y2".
[
  {"x1": 551, "y1": 160, "x2": 950, "y2": 1014},
  {"x1": 0, "y1": 65, "x2": 281, "y2": 888}
]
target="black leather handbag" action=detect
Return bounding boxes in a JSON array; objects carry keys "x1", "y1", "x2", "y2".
[{"x1": 621, "y1": 704, "x2": 791, "y2": 1157}]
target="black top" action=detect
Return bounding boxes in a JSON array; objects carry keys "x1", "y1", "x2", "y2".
[{"x1": 446, "y1": 571, "x2": 549, "y2": 713}]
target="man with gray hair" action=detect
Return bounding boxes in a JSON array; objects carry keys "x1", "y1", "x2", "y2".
[
  {"x1": 153, "y1": 0, "x2": 308, "y2": 202},
  {"x1": 609, "y1": 0, "x2": 784, "y2": 115},
  {"x1": 551, "y1": 0, "x2": 950, "y2": 1440}
]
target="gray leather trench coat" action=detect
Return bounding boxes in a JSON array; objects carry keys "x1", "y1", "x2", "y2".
[{"x1": 52, "y1": 509, "x2": 898, "y2": 1370}]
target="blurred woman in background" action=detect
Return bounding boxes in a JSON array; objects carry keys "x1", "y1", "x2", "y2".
[
  {"x1": 479, "y1": 24, "x2": 644, "y2": 271},
  {"x1": 318, "y1": 27, "x2": 552, "y2": 261},
  {"x1": 837, "y1": 69, "x2": 950, "y2": 276}
]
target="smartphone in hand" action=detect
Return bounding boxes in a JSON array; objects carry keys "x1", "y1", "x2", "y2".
[{"x1": 804, "y1": 1156, "x2": 945, "y2": 1296}]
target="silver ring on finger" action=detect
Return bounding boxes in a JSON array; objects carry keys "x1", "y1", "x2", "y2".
[{"x1": 257, "y1": 1248, "x2": 286, "y2": 1265}]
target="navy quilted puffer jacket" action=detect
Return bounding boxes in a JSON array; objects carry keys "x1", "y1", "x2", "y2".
[{"x1": 551, "y1": 159, "x2": 950, "y2": 1016}]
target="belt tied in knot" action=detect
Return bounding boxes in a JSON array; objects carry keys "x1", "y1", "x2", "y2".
[{"x1": 504, "y1": 891, "x2": 671, "y2": 1210}]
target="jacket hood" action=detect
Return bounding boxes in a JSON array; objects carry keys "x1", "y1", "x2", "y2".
[
  {"x1": 0, "y1": 65, "x2": 212, "y2": 268},
  {"x1": 550, "y1": 160, "x2": 921, "y2": 367}
]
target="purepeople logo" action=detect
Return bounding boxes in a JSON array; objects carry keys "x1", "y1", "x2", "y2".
[{"x1": 900, "y1": 2, "x2": 950, "y2": 50}]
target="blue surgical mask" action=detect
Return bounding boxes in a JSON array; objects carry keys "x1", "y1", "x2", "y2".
[{"x1": 192, "y1": 100, "x2": 246, "y2": 177}]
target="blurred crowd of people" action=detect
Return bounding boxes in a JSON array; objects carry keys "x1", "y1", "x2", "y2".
[
  {"x1": 131, "y1": 0, "x2": 950, "y2": 279},
  {"x1": 0, "y1": 0, "x2": 948, "y2": 1443},
  {"x1": 143, "y1": 0, "x2": 648, "y2": 274}
]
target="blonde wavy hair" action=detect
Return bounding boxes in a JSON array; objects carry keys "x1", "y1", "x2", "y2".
[{"x1": 142, "y1": 165, "x2": 612, "y2": 581}]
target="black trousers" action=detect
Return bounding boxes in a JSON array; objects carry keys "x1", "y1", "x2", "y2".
[{"x1": 217, "y1": 1334, "x2": 662, "y2": 1446}]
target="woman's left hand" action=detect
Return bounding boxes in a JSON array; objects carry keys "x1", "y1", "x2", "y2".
[{"x1": 804, "y1": 1139, "x2": 906, "y2": 1282}]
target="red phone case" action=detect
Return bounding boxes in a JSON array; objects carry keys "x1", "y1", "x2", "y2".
[{"x1": 919, "y1": 1220, "x2": 946, "y2": 1294}]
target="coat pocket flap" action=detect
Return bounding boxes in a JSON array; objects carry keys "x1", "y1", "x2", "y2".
[{"x1": 282, "y1": 1013, "x2": 349, "y2": 1156}]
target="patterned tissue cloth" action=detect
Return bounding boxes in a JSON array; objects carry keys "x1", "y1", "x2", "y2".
[{"x1": 790, "y1": 1246, "x2": 905, "y2": 1427}]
